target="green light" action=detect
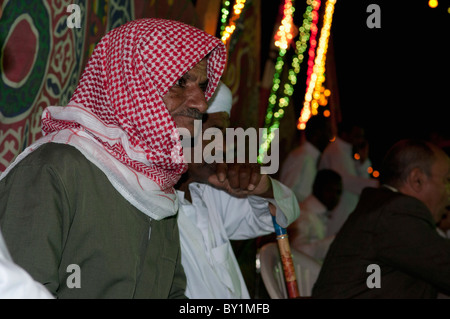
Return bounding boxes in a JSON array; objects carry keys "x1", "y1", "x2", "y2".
[
  {"x1": 219, "y1": 1, "x2": 233, "y2": 37},
  {"x1": 260, "y1": 1, "x2": 317, "y2": 161}
]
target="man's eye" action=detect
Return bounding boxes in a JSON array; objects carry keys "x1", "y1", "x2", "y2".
[
  {"x1": 176, "y1": 78, "x2": 186, "y2": 88},
  {"x1": 200, "y1": 83, "x2": 208, "y2": 92}
]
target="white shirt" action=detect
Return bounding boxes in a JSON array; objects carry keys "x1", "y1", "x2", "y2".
[
  {"x1": 0, "y1": 231, "x2": 54, "y2": 299},
  {"x1": 319, "y1": 137, "x2": 379, "y2": 236},
  {"x1": 177, "y1": 178, "x2": 300, "y2": 299},
  {"x1": 288, "y1": 195, "x2": 334, "y2": 262},
  {"x1": 280, "y1": 141, "x2": 321, "y2": 202}
]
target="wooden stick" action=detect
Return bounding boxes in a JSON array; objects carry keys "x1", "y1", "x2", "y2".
[{"x1": 272, "y1": 216, "x2": 300, "y2": 298}]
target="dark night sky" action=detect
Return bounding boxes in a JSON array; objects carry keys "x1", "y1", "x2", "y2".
[
  {"x1": 261, "y1": 0, "x2": 450, "y2": 168},
  {"x1": 330, "y1": 0, "x2": 450, "y2": 167}
]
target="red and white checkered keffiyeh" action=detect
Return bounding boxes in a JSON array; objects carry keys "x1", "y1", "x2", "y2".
[
  {"x1": 42, "y1": 19, "x2": 226, "y2": 191},
  {"x1": 0, "y1": 19, "x2": 227, "y2": 220}
]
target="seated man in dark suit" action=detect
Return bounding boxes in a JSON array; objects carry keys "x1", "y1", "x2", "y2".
[{"x1": 312, "y1": 139, "x2": 450, "y2": 298}]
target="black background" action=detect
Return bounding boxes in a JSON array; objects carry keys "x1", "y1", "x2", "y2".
[
  {"x1": 261, "y1": 0, "x2": 450, "y2": 169},
  {"x1": 332, "y1": 0, "x2": 450, "y2": 168}
]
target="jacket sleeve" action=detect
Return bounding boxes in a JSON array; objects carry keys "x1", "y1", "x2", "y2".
[
  {"x1": 376, "y1": 197, "x2": 450, "y2": 294},
  {"x1": 0, "y1": 161, "x2": 71, "y2": 296},
  {"x1": 167, "y1": 244, "x2": 188, "y2": 299}
]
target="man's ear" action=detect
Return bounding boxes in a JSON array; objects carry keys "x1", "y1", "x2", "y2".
[{"x1": 407, "y1": 167, "x2": 426, "y2": 193}]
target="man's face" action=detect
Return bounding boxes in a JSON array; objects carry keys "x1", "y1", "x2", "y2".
[
  {"x1": 421, "y1": 148, "x2": 450, "y2": 222},
  {"x1": 163, "y1": 58, "x2": 209, "y2": 134},
  {"x1": 321, "y1": 181, "x2": 343, "y2": 211}
]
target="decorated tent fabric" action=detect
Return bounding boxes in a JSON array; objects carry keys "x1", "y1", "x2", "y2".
[{"x1": 0, "y1": 0, "x2": 201, "y2": 171}]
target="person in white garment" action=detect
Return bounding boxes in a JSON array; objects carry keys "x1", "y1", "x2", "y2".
[
  {"x1": 279, "y1": 115, "x2": 333, "y2": 202},
  {"x1": 288, "y1": 169, "x2": 342, "y2": 262},
  {"x1": 176, "y1": 82, "x2": 300, "y2": 299},
  {"x1": 0, "y1": 230, "x2": 53, "y2": 299},
  {"x1": 318, "y1": 121, "x2": 379, "y2": 236}
]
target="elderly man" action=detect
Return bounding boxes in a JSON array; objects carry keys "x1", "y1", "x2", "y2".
[
  {"x1": 312, "y1": 139, "x2": 450, "y2": 298},
  {"x1": 0, "y1": 19, "x2": 226, "y2": 298},
  {"x1": 176, "y1": 82, "x2": 300, "y2": 298}
]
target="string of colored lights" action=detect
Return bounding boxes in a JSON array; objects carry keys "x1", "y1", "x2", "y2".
[
  {"x1": 261, "y1": 0, "x2": 295, "y2": 125},
  {"x1": 219, "y1": 0, "x2": 233, "y2": 37},
  {"x1": 274, "y1": 0, "x2": 295, "y2": 51},
  {"x1": 298, "y1": 0, "x2": 336, "y2": 130},
  {"x1": 220, "y1": 0, "x2": 247, "y2": 44},
  {"x1": 257, "y1": 0, "x2": 295, "y2": 163},
  {"x1": 310, "y1": 0, "x2": 336, "y2": 115},
  {"x1": 305, "y1": 0, "x2": 321, "y2": 90},
  {"x1": 297, "y1": 0, "x2": 325, "y2": 129},
  {"x1": 258, "y1": 0, "x2": 319, "y2": 163},
  {"x1": 291, "y1": 0, "x2": 321, "y2": 131}
]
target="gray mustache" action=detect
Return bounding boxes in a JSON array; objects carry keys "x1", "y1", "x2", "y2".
[{"x1": 182, "y1": 108, "x2": 203, "y2": 120}]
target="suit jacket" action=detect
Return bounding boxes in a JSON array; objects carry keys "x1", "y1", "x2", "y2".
[{"x1": 312, "y1": 187, "x2": 450, "y2": 298}]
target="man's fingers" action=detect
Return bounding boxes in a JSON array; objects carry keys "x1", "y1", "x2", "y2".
[
  {"x1": 227, "y1": 164, "x2": 240, "y2": 189},
  {"x1": 238, "y1": 165, "x2": 251, "y2": 191},
  {"x1": 209, "y1": 162, "x2": 266, "y2": 194},
  {"x1": 230, "y1": 163, "x2": 262, "y2": 191},
  {"x1": 248, "y1": 165, "x2": 262, "y2": 191},
  {"x1": 216, "y1": 162, "x2": 228, "y2": 183}
]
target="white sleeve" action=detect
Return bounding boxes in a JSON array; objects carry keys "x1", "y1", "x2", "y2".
[
  {"x1": 0, "y1": 232, "x2": 54, "y2": 299},
  {"x1": 289, "y1": 156, "x2": 316, "y2": 202},
  {"x1": 210, "y1": 178, "x2": 300, "y2": 240},
  {"x1": 279, "y1": 153, "x2": 301, "y2": 188},
  {"x1": 293, "y1": 235, "x2": 335, "y2": 262}
]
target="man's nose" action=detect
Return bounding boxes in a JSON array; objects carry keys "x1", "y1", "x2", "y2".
[{"x1": 189, "y1": 86, "x2": 208, "y2": 114}]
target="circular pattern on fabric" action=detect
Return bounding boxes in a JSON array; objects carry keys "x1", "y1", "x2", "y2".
[{"x1": 0, "y1": 0, "x2": 50, "y2": 118}]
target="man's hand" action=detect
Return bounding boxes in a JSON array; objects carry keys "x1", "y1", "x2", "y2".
[{"x1": 207, "y1": 162, "x2": 273, "y2": 198}]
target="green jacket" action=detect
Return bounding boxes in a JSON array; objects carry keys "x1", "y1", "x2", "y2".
[{"x1": 0, "y1": 143, "x2": 186, "y2": 298}]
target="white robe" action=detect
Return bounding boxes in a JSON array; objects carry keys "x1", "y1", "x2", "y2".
[
  {"x1": 288, "y1": 195, "x2": 334, "y2": 262},
  {"x1": 279, "y1": 141, "x2": 321, "y2": 202},
  {"x1": 318, "y1": 137, "x2": 379, "y2": 236},
  {"x1": 177, "y1": 178, "x2": 300, "y2": 299}
]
